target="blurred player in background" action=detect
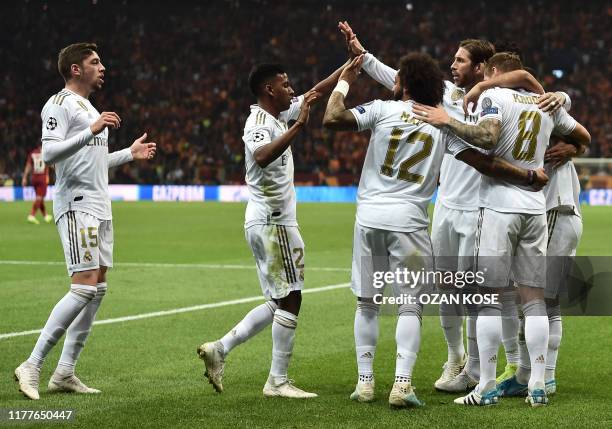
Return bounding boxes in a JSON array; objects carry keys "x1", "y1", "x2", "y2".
[
  {"x1": 14, "y1": 42, "x2": 156, "y2": 401},
  {"x1": 323, "y1": 52, "x2": 547, "y2": 408},
  {"x1": 197, "y1": 60, "x2": 347, "y2": 399},
  {"x1": 22, "y1": 145, "x2": 53, "y2": 224}
]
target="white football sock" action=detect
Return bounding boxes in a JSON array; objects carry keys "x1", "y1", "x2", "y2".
[
  {"x1": 220, "y1": 301, "x2": 277, "y2": 356},
  {"x1": 476, "y1": 304, "x2": 502, "y2": 392},
  {"x1": 546, "y1": 305, "x2": 562, "y2": 381},
  {"x1": 501, "y1": 288, "x2": 519, "y2": 365},
  {"x1": 515, "y1": 314, "x2": 531, "y2": 385},
  {"x1": 395, "y1": 304, "x2": 421, "y2": 384},
  {"x1": 439, "y1": 299, "x2": 465, "y2": 364},
  {"x1": 465, "y1": 303, "x2": 480, "y2": 379},
  {"x1": 269, "y1": 309, "x2": 297, "y2": 382},
  {"x1": 354, "y1": 301, "x2": 379, "y2": 383},
  {"x1": 56, "y1": 283, "x2": 108, "y2": 377},
  {"x1": 27, "y1": 284, "x2": 96, "y2": 369},
  {"x1": 523, "y1": 299, "x2": 549, "y2": 391}
]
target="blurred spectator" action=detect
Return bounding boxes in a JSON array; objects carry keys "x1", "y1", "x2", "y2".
[{"x1": 0, "y1": 0, "x2": 609, "y2": 186}]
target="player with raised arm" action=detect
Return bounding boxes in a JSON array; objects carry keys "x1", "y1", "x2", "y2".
[
  {"x1": 337, "y1": 21, "x2": 569, "y2": 393},
  {"x1": 14, "y1": 43, "x2": 156, "y2": 401},
  {"x1": 197, "y1": 61, "x2": 347, "y2": 399},
  {"x1": 323, "y1": 53, "x2": 547, "y2": 408},
  {"x1": 22, "y1": 145, "x2": 53, "y2": 224},
  {"x1": 413, "y1": 52, "x2": 590, "y2": 407}
]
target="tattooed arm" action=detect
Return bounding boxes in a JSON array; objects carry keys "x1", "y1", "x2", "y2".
[
  {"x1": 412, "y1": 102, "x2": 501, "y2": 149},
  {"x1": 443, "y1": 117, "x2": 501, "y2": 150}
]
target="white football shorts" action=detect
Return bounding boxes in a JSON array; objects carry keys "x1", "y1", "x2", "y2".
[
  {"x1": 57, "y1": 210, "x2": 113, "y2": 276},
  {"x1": 475, "y1": 208, "x2": 547, "y2": 288},
  {"x1": 431, "y1": 199, "x2": 478, "y2": 272},
  {"x1": 245, "y1": 224, "x2": 304, "y2": 300},
  {"x1": 351, "y1": 222, "x2": 434, "y2": 299},
  {"x1": 545, "y1": 209, "x2": 582, "y2": 299}
]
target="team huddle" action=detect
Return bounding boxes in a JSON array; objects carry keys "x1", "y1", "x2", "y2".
[{"x1": 15, "y1": 21, "x2": 589, "y2": 410}]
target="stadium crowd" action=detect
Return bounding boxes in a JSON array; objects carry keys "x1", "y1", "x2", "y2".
[{"x1": 1, "y1": 0, "x2": 609, "y2": 186}]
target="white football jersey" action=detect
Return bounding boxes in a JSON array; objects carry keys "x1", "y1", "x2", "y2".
[
  {"x1": 243, "y1": 95, "x2": 304, "y2": 228},
  {"x1": 41, "y1": 89, "x2": 111, "y2": 220},
  {"x1": 544, "y1": 160, "x2": 581, "y2": 216},
  {"x1": 437, "y1": 80, "x2": 481, "y2": 211},
  {"x1": 361, "y1": 53, "x2": 481, "y2": 211},
  {"x1": 477, "y1": 87, "x2": 577, "y2": 214},
  {"x1": 350, "y1": 99, "x2": 468, "y2": 232}
]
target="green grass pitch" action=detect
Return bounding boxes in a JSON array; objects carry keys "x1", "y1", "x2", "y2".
[{"x1": 1, "y1": 202, "x2": 611, "y2": 428}]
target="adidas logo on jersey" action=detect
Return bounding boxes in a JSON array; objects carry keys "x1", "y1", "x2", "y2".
[
  {"x1": 360, "y1": 352, "x2": 373, "y2": 359},
  {"x1": 535, "y1": 354, "x2": 545, "y2": 364}
]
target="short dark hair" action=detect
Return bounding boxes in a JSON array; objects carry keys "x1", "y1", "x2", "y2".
[
  {"x1": 397, "y1": 53, "x2": 445, "y2": 105},
  {"x1": 58, "y1": 42, "x2": 98, "y2": 81},
  {"x1": 493, "y1": 40, "x2": 523, "y2": 61},
  {"x1": 458, "y1": 39, "x2": 495, "y2": 65},
  {"x1": 485, "y1": 52, "x2": 523, "y2": 75},
  {"x1": 248, "y1": 63, "x2": 285, "y2": 97}
]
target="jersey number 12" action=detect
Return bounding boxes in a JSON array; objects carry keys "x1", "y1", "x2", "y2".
[{"x1": 380, "y1": 128, "x2": 432, "y2": 184}]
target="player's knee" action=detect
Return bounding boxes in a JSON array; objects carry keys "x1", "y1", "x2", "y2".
[
  {"x1": 398, "y1": 302, "x2": 422, "y2": 321},
  {"x1": 501, "y1": 287, "x2": 518, "y2": 316},
  {"x1": 546, "y1": 303, "x2": 561, "y2": 320},
  {"x1": 277, "y1": 290, "x2": 301, "y2": 315},
  {"x1": 71, "y1": 269, "x2": 99, "y2": 286},
  {"x1": 518, "y1": 285, "x2": 544, "y2": 304},
  {"x1": 356, "y1": 300, "x2": 380, "y2": 318},
  {"x1": 478, "y1": 300, "x2": 502, "y2": 316},
  {"x1": 98, "y1": 266, "x2": 108, "y2": 283},
  {"x1": 522, "y1": 299, "x2": 547, "y2": 317},
  {"x1": 465, "y1": 301, "x2": 479, "y2": 317},
  {"x1": 265, "y1": 300, "x2": 278, "y2": 316}
]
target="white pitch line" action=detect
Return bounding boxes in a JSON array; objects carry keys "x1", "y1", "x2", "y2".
[
  {"x1": 0, "y1": 260, "x2": 350, "y2": 272},
  {"x1": 0, "y1": 282, "x2": 350, "y2": 340}
]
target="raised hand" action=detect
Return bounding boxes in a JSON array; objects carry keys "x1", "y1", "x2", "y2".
[
  {"x1": 130, "y1": 132, "x2": 157, "y2": 160},
  {"x1": 338, "y1": 21, "x2": 366, "y2": 56},
  {"x1": 90, "y1": 112, "x2": 121, "y2": 135},
  {"x1": 296, "y1": 97, "x2": 314, "y2": 127},
  {"x1": 303, "y1": 89, "x2": 321, "y2": 106},
  {"x1": 339, "y1": 55, "x2": 364, "y2": 85}
]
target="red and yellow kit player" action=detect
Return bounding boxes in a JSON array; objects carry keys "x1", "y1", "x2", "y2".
[{"x1": 22, "y1": 146, "x2": 53, "y2": 224}]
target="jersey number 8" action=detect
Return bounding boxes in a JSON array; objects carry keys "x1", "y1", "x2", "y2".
[{"x1": 512, "y1": 111, "x2": 541, "y2": 162}]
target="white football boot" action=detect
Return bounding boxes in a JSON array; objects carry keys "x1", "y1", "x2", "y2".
[
  {"x1": 388, "y1": 382, "x2": 424, "y2": 408},
  {"x1": 197, "y1": 341, "x2": 225, "y2": 393},
  {"x1": 263, "y1": 376, "x2": 317, "y2": 399},
  {"x1": 434, "y1": 355, "x2": 467, "y2": 391},
  {"x1": 349, "y1": 381, "x2": 375, "y2": 403},
  {"x1": 48, "y1": 373, "x2": 101, "y2": 394},
  {"x1": 14, "y1": 361, "x2": 40, "y2": 400}
]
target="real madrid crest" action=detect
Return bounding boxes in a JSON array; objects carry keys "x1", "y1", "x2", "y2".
[{"x1": 451, "y1": 88, "x2": 464, "y2": 102}]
